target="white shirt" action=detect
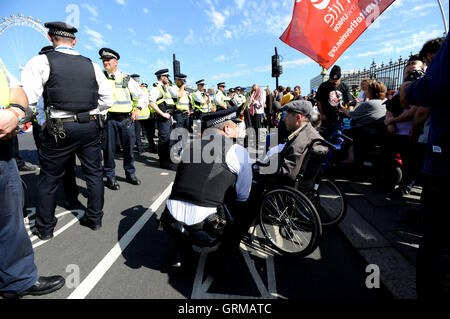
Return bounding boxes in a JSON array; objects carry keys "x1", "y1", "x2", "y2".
[
  {"x1": 214, "y1": 89, "x2": 229, "y2": 106},
  {"x1": 193, "y1": 90, "x2": 207, "y2": 105},
  {"x1": 167, "y1": 143, "x2": 253, "y2": 226},
  {"x1": 21, "y1": 46, "x2": 114, "y2": 121},
  {"x1": 148, "y1": 80, "x2": 170, "y2": 104}
]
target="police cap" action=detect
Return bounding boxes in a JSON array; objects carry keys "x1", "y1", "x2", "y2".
[
  {"x1": 175, "y1": 73, "x2": 187, "y2": 80},
  {"x1": 155, "y1": 69, "x2": 170, "y2": 77},
  {"x1": 44, "y1": 21, "x2": 78, "y2": 39},
  {"x1": 196, "y1": 79, "x2": 205, "y2": 86},
  {"x1": 201, "y1": 106, "x2": 241, "y2": 130},
  {"x1": 217, "y1": 82, "x2": 225, "y2": 88},
  {"x1": 99, "y1": 48, "x2": 120, "y2": 60}
]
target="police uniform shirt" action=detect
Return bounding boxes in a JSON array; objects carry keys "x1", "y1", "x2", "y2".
[
  {"x1": 21, "y1": 46, "x2": 114, "y2": 121},
  {"x1": 166, "y1": 143, "x2": 253, "y2": 225},
  {"x1": 106, "y1": 69, "x2": 148, "y2": 110},
  {"x1": 214, "y1": 89, "x2": 228, "y2": 106},
  {"x1": 193, "y1": 90, "x2": 207, "y2": 105},
  {"x1": 148, "y1": 80, "x2": 171, "y2": 104}
]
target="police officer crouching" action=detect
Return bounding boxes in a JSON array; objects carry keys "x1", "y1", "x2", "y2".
[
  {"x1": 148, "y1": 69, "x2": 177, "y2": 170},
  {"x1": 21, "y1": 22, "x2": 114, "y2": 236},
  {"x1": 100, "y1": 48, "x2": 146, "y2": 190},
  {"x1": 160, "y1": 106, "x2": 252, "y2": 270}
]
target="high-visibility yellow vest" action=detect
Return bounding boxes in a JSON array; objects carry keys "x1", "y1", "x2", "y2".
[
  {"x1": 134, "y1": 86, "x2": 150, "y2": 120},
  {"x1": 176, "y1": 91, "x2": 190, "y2": 111},
  {"x1": 191, "y1": 90, "x2": 209, "y2": 113},
  {"x1": 0, "y1": 60, "x2": 10, "y2": 108},
  {"x1": 153, "y1": 83, "x2": 175, "y2": 111},
  {"x1": 106, "y1": 72, "x2": 134, "y2": 113}
]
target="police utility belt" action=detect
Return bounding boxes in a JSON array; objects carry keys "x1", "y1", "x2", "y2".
[
  {"x1": 162, "y1": 207, "x2": 227, "y2": 239},
  {"x1": 45, "y1": 108, "x2": 105, "y2": 143}
]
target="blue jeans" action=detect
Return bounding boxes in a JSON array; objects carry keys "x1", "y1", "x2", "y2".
[{"x1": 0, "y1": 140, "x2": 38, "y2": 293}]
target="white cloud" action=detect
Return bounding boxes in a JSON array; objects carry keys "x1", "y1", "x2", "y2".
[
  {"x1": 204, "y1": 0, "x2": 228, "y2": 29},
  {"x1": 84, "y1": 26, "x2": 106, "y2": 48},
  {"x1": 116, "y1": 0, "x2": 127, "y2": 6},
  {"x1": 211, "y1": 70, "x2": 248, "y2": 81},
  {"x1": 184, "y1": 29, "x2": 195, "y2": 43},
  {"x1": 213, "y1": 55, "x2": 227, "y2": 62},
  {"x1": 224, "y1": 30, "x2": 232, "y2": 38},
  {"x1": 128, "y1": 28, "x2": 136, "y2": 34},
  {"x1": 143, "y1": 8, "x2": 149, "y2": 15},
  {"x1": 83, "y1": 44, "x2": 93, "y2": 50},
  {"x1": 151, "y1": 30, "x2": 174, "y2": 50},
  {"x1": 106, "y1": 24, "x2": 112, "y2": 31},
  {"x1": 235, "y1": 0, "x2": 246, "y2": 10},
  {"x1": 82, "y1": 4, "x2": 99, "y2": 17}
]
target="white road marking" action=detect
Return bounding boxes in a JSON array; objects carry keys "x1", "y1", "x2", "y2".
[
  {"x1": 24, "y1": 209, "x2": 86, "y2": 248},
  {"x1": 67, "y1": 183, "x2": 173, "y2": 299}
]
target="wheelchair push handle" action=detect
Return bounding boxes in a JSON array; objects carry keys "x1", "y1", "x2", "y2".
[
  {"x1": 308, "y1": 138, "x2": 336, "y2": 152},
  {"x1": 335, "y1": 133, "x2": 353, "y2": 144}
]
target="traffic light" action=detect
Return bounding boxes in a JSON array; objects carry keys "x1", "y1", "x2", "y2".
[{"x1": 272, "y1": 54, "x2": 282, "y2": 77}]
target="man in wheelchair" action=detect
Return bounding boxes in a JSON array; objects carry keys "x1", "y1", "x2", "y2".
[
  {"x1": 160, "y1": 106, "x2": 253, "y2": 269},
  {"x1": 256, "y1": 100, "x2": 328, "y2": 190}
]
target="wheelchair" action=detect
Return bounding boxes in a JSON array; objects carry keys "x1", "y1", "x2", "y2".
[{"x1": 249, "y1": 138, "x2": 338, "y2": 257}]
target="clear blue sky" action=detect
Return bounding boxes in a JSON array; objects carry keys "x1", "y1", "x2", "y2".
[{"x1": 1, "y1": 0, "x2": 448, "y2": 92}]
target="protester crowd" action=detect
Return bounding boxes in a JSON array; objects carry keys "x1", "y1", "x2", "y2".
[{"x1": 0, "y1": 19, "x2": 447, "y2": 300}]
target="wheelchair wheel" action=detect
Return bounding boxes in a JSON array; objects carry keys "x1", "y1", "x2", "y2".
[
  {"x1": 259, "y1": 187, "x2": 322, "y2": 257},
  {"x1": 310, "y1": 179, "x2": 346, "y2": 226}
]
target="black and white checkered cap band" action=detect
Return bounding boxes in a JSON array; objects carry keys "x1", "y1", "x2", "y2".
[
  {"x1": 206, "y1": 112, "x2": 237, "y2": 127},
  {"x1": 49, "y1": 29, "x2": 75, "y2": 38}
]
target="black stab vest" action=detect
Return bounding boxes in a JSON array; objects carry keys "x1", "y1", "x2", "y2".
[
  {"x1": 44, "y1": 51, "x2": 99, "y2": 113},
  {"x1": 169, "y1": 134, "x2": 237, "y2": 207}
]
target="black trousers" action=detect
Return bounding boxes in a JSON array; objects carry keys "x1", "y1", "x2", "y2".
[
  {"x1": 416, "y1": 174, "x2": 449, "y2": 300},
  {"x1": 157, "y1": 116, "x2": 174, "y2": 169},
  {"x1": 36, "y1": 120, "x2": 104, "y2": 235},
  {"x1": 136, "y1": 118, "x2": 157, "y2": 152}
]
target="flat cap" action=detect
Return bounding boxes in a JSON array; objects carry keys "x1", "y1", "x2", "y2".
[
  {"x1": 283, "y1": 100, "x2": 312, "y2": 117},
  {"x1": 196, "y1": 79, "x2": 205, "y2": 85},
  {"x1": 155, "y1": 69, "x2": 170, "y2": 77},
  {"x1": 99, "y1": 48, "x2": 120, "y2": 60},
  {"x1": 44, "y1": 21, "x2": 77, "y2": 38},
  {"x1": 217, "y1": 82, "x2": 226, "y2": 87},
  {"x1": 228, "y1": 88, "x2": 235, "y2": 93},
  {"x1": 130, "y1": 74, "x2": 140, "y2": 78},
  {"x1": 39, "y1": 46, "x2": 54, "y2": 55},
  {"x1": 234, "y1": 86, "x2": 241, "y2": 91},
  {"x1": 201, "y1": 106, "x2": 241, "y2": 131}
]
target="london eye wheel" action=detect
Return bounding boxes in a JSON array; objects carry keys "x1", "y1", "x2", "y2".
[{"x1": 0, "y1": 14, "x2": 50, "y2": 78}]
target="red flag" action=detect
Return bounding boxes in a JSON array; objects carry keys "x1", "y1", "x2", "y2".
[{"x1": 280, "y1": 0, "x2": 396, "y2": 69}]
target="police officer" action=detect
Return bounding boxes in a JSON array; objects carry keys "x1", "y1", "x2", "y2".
[
  {"x1": 160, "y1": 107, "x2": 252, "y2": 268},
  {"x1": 0, "y1": 58, "x2": 65, "y2": 298},
  {"x1": 170, "y1": 73, "x2": 190, "y2": 130},
  {"x1": 100, "y1": 48, "x2": 147, "y2": 190},
  {"x1": 30, "y1": 46, "x2": 79, "y2": 210},
  {"x1": 21, "y1": 22, "x2": 114, "y2": 237},
  {"x1": 214, "y1": 82, "x2": 229, "y2": 111},
  {"x1": 191, "y1": 79, "x2": 213, "y2": 118},
  {"x1": 148, "y1": 69, "x2": 177, "y2": 170},
  {"x1": 130, "y1": 74, "x2": 150, "y2": 155}
]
